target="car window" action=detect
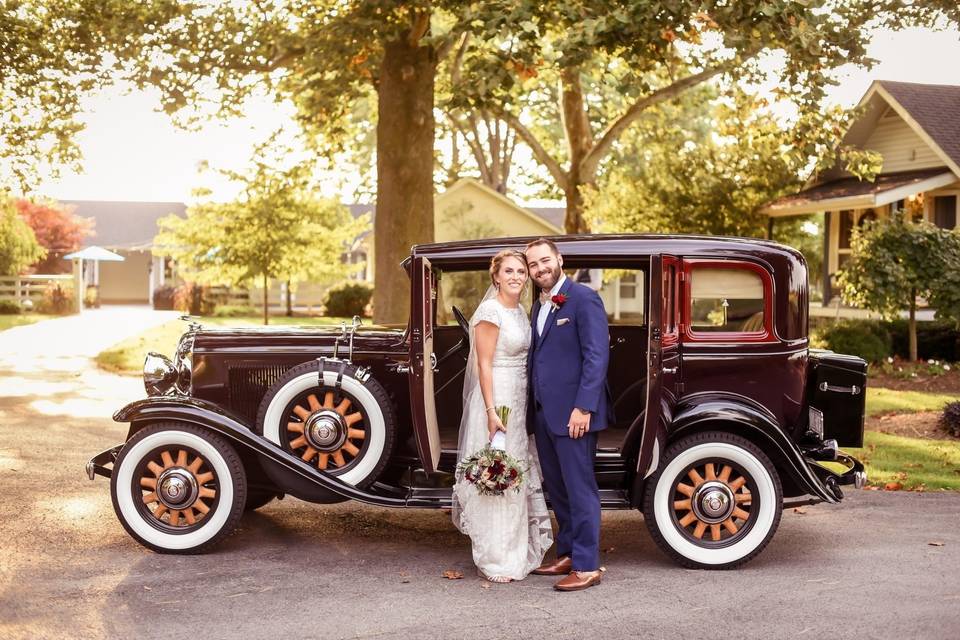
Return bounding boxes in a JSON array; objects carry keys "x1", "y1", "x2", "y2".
[
  {"x1": 596, "y1": 269, "x2": 645, "y2": 326},
  {"x1": 689, "y1": 266, "x2": 765, "y2": 334}
]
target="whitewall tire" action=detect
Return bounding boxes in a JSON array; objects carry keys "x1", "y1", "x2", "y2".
[
  {"x1": 110, "y1": 422, "x2": 247, "y2": 554},
  {"x1": 642, "y1": 431, "x2": 782, "y2": 569},
  {"x1": 256, "y1": 362, "x2": 396, "y2": 489}
]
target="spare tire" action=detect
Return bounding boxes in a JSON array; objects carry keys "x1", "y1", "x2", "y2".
[{"x1": 256, "y1": 360, "x2": 396, "y2": 489}]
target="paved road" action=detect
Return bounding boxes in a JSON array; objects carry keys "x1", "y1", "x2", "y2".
[{"x1": 1, "y1": 309, "x2": 959, "y2": 639}]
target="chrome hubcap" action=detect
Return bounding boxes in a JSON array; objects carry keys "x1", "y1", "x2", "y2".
[
  {"x1": 305, "y1": 409, "x2": 347, "y2": 452},
  {"x1": 692, "y1": 480, "x2": 734, "y2": 524},
  {"x1": 156, "y1": 468, "x2": 199, "y2": 510}
]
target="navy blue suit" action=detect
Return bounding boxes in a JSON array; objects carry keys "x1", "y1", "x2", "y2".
[{"x1": 527, "y1": 276, "x2": 614, "y2": 571}]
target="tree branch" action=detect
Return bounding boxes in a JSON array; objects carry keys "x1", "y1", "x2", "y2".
[
  {"x1": 579, "y1": 61, "x2": 736, "y2": 178},
  {"x1": 450, "y1": 113, "x2": 491, "y2": 184},
  {"x1": 408, "y1": 11, "x2": 430, "y2": 46},
  {"x1": 499, "y1": 109, "x2": 569, "y2": 192},
  {"x1": 440, "y1": 31, "x2": 469, "y2": 69}
]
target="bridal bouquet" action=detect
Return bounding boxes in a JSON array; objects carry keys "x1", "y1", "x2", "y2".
[{"x1": 456, "y1": 406, "x2": 525, "y2": 496}]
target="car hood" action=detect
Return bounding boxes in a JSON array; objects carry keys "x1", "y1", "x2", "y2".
[{"x1": 191, "y1": 324, "x2": 407, "y2": 355}]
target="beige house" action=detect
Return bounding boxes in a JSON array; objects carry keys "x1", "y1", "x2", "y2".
[
  {"x1": 762, "y1": 80, "x2": 960, "y2": 306},
  {"x1": 60, "y1": 200, "x2": 185, "y2": 304}
]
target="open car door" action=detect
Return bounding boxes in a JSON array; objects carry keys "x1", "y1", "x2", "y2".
[
  {"x1": 637, "y1": 254, "x2": 681, "y2": 478},
  {"x1": 408, "y1": 256, "x2": 442, "y2": 472}
]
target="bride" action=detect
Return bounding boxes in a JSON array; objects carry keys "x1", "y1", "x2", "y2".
[{"x1": 452, "y1": 249, "x2": 552, "y2": 582}]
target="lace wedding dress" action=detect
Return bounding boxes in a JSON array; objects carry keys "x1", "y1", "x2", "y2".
[{"x1": 451, "y1": 297, "x2": 553, "y2": 580}]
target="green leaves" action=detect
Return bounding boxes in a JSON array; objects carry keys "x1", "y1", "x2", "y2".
[{"x1": 0, "y1": 196, "x2": 46, "y2": 276}]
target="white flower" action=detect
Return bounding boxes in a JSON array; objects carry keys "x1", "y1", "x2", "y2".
[
  {"x1": 944, "y1": 364, "x2": 952, "y2": 371},
  {"x1": 887, "y1": 357, "x2": 894, "y2": 364}
]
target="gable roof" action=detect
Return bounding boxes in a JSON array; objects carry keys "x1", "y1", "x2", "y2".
[
  {"x1": 59, "y1": 200, "x2": 186, "y2": 250},
  {"x1": 877, "y1": 81, "x2": 960, "y2": 174}
]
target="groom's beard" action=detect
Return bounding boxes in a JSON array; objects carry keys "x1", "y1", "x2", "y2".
[{"x1": 535, "y1": 264, "x2": 562, "y2": 291}]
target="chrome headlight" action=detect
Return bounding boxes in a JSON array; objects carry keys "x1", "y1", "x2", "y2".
[
  {"x1": 174, "y1": 332, "x2": 195, "y2": 395},
  {"x1": 144, "y1": 352, "x2": 177, "y2": 396}
]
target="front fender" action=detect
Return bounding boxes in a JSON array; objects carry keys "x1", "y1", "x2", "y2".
[
  {"x1": 111, "y1": 397, "x2": 405, "y2": 507},
  {"x1": 643, "y1": 392, "x2": 839, "y2": 504}
]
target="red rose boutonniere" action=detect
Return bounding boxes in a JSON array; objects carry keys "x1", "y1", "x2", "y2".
[{"x1": 550, "y1": 293, "x2": 567, "y2": 311}]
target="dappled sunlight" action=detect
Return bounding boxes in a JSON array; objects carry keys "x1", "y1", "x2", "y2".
[
  {"x1": 37, "y1": 496, "x2": 100, "y2": 522},
  {"x1": 0, "y1": 449, "x2": 25, "y2": 472},
  {"x1": 0, "y1": 376, "x2": 76, "y2": 397}
]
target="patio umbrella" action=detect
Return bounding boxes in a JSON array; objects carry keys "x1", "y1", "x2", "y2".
[{"x1": 64, "y1": 246, "x2": 125, "y2": 312}]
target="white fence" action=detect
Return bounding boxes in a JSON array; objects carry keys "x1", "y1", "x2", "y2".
[{"x1": 0, "y1": 275, "x2": 73, "y2": 306}]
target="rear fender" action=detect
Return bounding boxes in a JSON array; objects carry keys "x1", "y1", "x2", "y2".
[
  {"x1": 112, "y1": 397, "x2": 405, "y2": 507},
  {"x1": 630, "y1": 391, "x2": 837, "y2": 506}
]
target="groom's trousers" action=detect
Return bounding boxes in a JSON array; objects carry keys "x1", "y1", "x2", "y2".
[{"x1": 534, "y1": 405, "x2": 601, "y2": 572}]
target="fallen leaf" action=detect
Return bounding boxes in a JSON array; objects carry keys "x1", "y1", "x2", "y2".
[
  {"x1": 602, "y1": 546, "x2": 616, "y2": 553},
  {"x1": 863, "y1": 485, "x2": 881, "y2": 491},
  {"x1": 928, "y1": 541, "x2": 945, "y2": 547},
  {"x1": 400, "y1": 578, "x2": 410, "y2": 584},
  {"x1": 793, "y1": 507, "x2": 807, "y2": 514},
  {"x1": 884, "y1": 482, "x2": 903, "y2": 491},
  {"x1": 442, "y1": 570, "x2": 464, "y2": 580},
  {"x1": 480, "y1": 582, "x2": 491, "y2": 590}
]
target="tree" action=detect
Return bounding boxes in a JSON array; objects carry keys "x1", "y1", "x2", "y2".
[
  {"x1": 15, "y1": 199, "x2": 94, "y2": 274},
  {"x1": 449, "y1": 1, "x2": 911, "y2": 232},
  {"x1": 0, "y1": 197, "x2": 46, "y2": 276},
  {"x1": 838, "y1": 216, "x2": 959, "y2": 361},
  {"x1": 153, "y1": 141, "x2": 366, "y2": 325},
  {"x1": 61, "y1": 0, "x2": 476, "y2": 324}
]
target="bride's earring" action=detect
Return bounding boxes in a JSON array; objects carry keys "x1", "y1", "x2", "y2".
[{"x1": 495, "y1": 281, "x2": 500, "y2": 291}]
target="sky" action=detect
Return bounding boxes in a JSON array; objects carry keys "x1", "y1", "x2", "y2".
[{"x1": 34, "y1": 25, "x2": 960, "y2": 207}]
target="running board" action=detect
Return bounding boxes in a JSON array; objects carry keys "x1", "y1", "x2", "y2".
[{"x1": 406, "y1": 487, "x2": 632, "y2": 510}]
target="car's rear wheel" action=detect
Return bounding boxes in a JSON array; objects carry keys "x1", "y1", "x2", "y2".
[
  {"x1": 256, "y1": 361, "x2": 396, "y2": 489},
  {"x1": 642, "y1": 431, "x2": 782, "y2": 569},
  {"x1": 110, "y1": 422, "x2": 247, "y2": 554}
]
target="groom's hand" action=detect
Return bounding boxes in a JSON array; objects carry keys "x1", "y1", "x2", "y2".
[{"x1": 568, "y1": 408, "x2": 591, "y2": 439}]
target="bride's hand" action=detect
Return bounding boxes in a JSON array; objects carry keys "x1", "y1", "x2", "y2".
[{"x1": 487, "y1": 414, "x2": 506, "y2": 441}]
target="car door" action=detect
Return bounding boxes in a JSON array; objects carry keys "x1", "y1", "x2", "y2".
[
  {"x1": 637, "y1": 254, "x2": 681, "y2": 478},
  {"x1": 408, "y1": 256, "x2": 441, "y2": 472}
]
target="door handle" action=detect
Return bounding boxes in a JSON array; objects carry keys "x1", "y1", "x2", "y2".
[
  {"x1": 819, "y1": 382, "x2": 861, "y2": 395},
  {"x1": 663, "y1": 367, "x2": 678, "y2": 374}
]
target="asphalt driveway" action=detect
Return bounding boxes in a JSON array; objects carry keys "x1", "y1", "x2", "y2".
[{"x1": 0, "y1": 308, "x2": 958, "y2": 639}]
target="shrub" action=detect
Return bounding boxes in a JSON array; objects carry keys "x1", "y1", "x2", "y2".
[
  {"x1": 886, "y1": 319, "x2": 960, "y2": 362},
  {"x1": 323, "y1": 281, "x2": 373, "y2": 317},
  {"x1": 36, "y1": 284, "x2": 74, "y2": 315},
  {"x1": 818, "y1": 320, "x2": 892, "y2": 363},
  {"x1": 211, "y1": 304, "x2": 257, "y2": 318},
  {"x1": 939, "y1": 401, "x2": 960, "y2": 438},
  {"x1": 84, "y1": 284, "x2": 100, "y2": 309},
  {"x1": 153, "y1": 285, "x2": 176, "y2": 310},
  {"x1": 0, "y1": 300, "x2": 21, "y2": 314},
  {"x1": 173, "y1": 283, "x2": 215, "y2": 316}
]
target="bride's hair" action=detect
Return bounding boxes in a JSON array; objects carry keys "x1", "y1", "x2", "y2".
[{"x1": 489, "y1": 249, "x2": 528, "y2": 285}]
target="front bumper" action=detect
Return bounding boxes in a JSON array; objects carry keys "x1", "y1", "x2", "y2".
[{"x1": 86, "y1": 445, "x2": 122, "y2": 480}]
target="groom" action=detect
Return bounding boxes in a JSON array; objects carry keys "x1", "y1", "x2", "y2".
[{"x1": 525, "y1": 238, "x2": 614, "y2": 592}]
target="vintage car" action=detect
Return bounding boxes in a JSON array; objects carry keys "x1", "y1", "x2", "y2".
[{"x1": 88, "y1": 234, "x2": 867, "y2": 569}]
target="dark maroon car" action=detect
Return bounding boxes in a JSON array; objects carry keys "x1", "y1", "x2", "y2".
[{"x1": 88, "y1": 234, "x2": 866, "y2": 569}]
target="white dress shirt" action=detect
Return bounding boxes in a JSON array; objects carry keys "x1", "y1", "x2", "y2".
[{"x1": 537, "y1": 274, "x2": 567, "y2": 336}]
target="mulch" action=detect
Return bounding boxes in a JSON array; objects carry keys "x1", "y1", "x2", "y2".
[
  {"x1": 867, "y1": 411, "x2": 957, "y2": 441},
  {"x1": 869, "y1": 367, "x2": 960, "y2": 394}
]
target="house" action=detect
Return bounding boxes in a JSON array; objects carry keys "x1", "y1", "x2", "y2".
[
  {"x1": 59, "y1": 200, "x2": 185, "y2": 304},
  {"x1": 761, "y1": 80, "x2": 960, "y2": 306}
]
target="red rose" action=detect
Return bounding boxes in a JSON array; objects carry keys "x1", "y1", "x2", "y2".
[{"x1": 551, "y1": 293, "x2": 567, "y2": 307}]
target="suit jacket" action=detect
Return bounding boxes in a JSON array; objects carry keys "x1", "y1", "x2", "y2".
[{"x1": 526, "y1": 277, "x2": 615, "y2": 436}]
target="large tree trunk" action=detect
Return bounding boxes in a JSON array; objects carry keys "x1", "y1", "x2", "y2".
[
  {"x1": 560, "y1": 67, "x2": 593, "y2": 234},
  {"x1": 373, "y1": 36, "x2": 436, "y2": 324}
]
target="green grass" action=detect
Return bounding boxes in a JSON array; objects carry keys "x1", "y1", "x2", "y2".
[
  {"x1": 0, "y1": 314, "x2": 54, "y2": 331},
  {"x1": 95, "y1": 315, "x2": 356, "y2": 375},
  {"x1": 866, "y1": 387, "x2": 960, "y2": 417},
  {"x1": 842, "y1": 431, "x2": 960, "y2": 491}
]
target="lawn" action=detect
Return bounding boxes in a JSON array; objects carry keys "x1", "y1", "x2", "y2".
[
  {"x1": 865, "y1": 387, "x2": 960, "y2": 417},
  {"x1": 0, "y1": 314, "x2": 54, "y2": 331},
  {"x1": 95, "y1": 316, "x2": 356, "y2": 375},
  {"x1": 844, "y1": 431, "x2": 960, "y2": 491}
]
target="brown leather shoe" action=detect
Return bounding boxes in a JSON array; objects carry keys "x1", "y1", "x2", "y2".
[
  {"x1": 532, "y1": 556, "x2": 572, "y2": 576},
  {"x1": 554, "y1": 570, "x2": 602, "y2": 592}
]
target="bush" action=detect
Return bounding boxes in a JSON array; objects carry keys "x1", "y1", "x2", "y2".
[
  {"x1": 887, "y1": 319, "x2": 960, "y2": 362},
  {"x1": 153, "y1": 285, "x2": 176, "y2": 310},
  {"x1": 818, "y1": 320, "x2": 892, "y2": 363},
  {"x1": 939, "y1": 401, "x2": 960, "y2": 438},
  {"x1": 36, "y1": 284, "x2": 74, "y2": 315},
  {"x1": 323, "y1": 281, "x2": 373, "y2": 317},
  {"x1": 84, "y1": 284, "x2": 99, "y2": 309},
  {"x1": 211, "y1": 304, "x2": 257, "y2": 317},
  {"x1": 173, "y1": 283, "x2": 216, "y2": 316},
  {"x1": 0, "y1": 300, "x2": 21, "y2": 314}
]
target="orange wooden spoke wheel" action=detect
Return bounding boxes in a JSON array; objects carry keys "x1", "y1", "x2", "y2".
[
  {"x1": 672, "y1": 461, "x2": 753, "y2": 544},
  {"x1": 285, "y1": 390, "x2": 366, "y2": 471},
  {"x1": 139, "y1": 448, "x2": 217, "y2": 529}
]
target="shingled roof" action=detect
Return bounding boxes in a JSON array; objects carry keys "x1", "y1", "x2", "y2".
[
  {"x1": 59, "y1": 200, "x2": 186, "y2": 250},
  {"x1": 879, "y1": 80, "x2": 960, "y2": 171}
]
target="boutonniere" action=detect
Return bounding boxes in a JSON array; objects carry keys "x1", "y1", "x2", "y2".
[{"x1": 550, "y1": 293, "x2": 567, "y2": 311}]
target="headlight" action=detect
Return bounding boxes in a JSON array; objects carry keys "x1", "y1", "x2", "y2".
[
  {"x1": 174, "y1": 332, "x2": 195, "y2": 395},
  {"x1": 144, "y1": 352, "x2": 177, "y2": 396}
]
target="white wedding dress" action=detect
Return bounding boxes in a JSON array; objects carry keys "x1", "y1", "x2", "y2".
[{"x1": 451, "y1": 296, "x2": 553, "y2": 580}]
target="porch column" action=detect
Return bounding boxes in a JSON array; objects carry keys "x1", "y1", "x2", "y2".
[
  {"x1": 767, "y1": 217, "x2": 775, "y2": 241},
  {"x1": 822, "y1": 211, "x2": 832, "y2": 305}
]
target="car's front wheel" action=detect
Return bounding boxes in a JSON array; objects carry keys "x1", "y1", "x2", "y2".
[
  {"x1": 642, "y1": 431, "x2": 782, "y2": 569},
  {"x1": 110, "y1": 422, "x2": 247, "y2": 553}
]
